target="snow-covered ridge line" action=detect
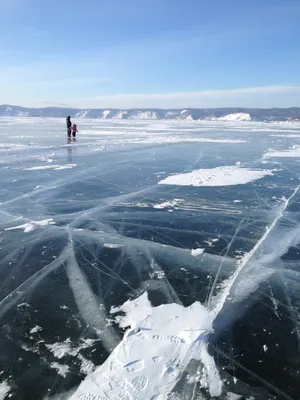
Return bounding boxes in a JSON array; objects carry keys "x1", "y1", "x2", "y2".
[{"x1": 1, "y1": 105, "x2": 300, "y2": 121}]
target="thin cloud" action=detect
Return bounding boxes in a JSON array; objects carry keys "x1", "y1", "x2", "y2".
[
  {"x1": 35, "y1": 100, "x2": 73, "y2": 108},
  {"x1": 24, "y1": 77, "x2": 113, "y2": 87},
  {"x1": 25, "y1": 26, "x2": 49, "y2": 37},
  {"x1": 71, "y1": 85, "x2": 300, "y2": 109}
]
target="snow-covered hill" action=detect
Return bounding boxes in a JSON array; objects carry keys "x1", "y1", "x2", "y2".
[
  {"x1": 1, "y1": 106, "x2": 29, "y2": 117},
  {"x1": 0, "y1": 105, "x2": 299, "y2": 122},
  {"x1": 209, "y1": 112, "x2": 261, "y2": 122},
  {"x1": 112, "y1": 111, "x2": 128, "y2": 119},
  {"x1": 128, "y1": 111, "x2": 159, "y2": 120}
]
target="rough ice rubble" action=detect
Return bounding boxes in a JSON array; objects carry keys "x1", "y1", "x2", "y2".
[
  {"x1": 70, "y1": 292, "x2": 222, "y2": 400},
  {"x1": 158, "y1": 165, "x2": 274, "y2": 187}
]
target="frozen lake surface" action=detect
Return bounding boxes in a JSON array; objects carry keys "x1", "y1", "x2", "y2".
[{"x1": 0, "y1": 117, "x2": 300, "y2": 400}]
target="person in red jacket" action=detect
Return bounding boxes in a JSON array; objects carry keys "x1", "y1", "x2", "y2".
[{"x1": 71, "y1": 123, "x2": 78, "y2": 138}]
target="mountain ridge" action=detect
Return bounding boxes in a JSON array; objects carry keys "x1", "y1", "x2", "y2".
[{"x1": 0, "y1": 105, "x2": 300, "y2": 122}]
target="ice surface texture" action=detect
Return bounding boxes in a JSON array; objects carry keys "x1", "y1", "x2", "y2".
[{"x1": 0, "y1": 118, "x2": 300, "y2": 399}]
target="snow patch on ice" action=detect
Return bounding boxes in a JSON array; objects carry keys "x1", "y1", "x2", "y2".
[
  {"x1": 270, "y1": 134, "x2": 300, "y2": 138},
  {"x1": 50, "y1": 363, "x2": 70, "y2": 378},
  {"x1": 25, "y1": 164, "x2": 77, "y2": 171},
  {"x1": 46, "y1": 338, "x2": 98, "y2": 360},
  {"x1": 158, "y1": 166, "x2": 274, "y2": 187},
  {"x1": 5, "y1": 218, "x2": 55, "y2": 233},
  {"x1": 17, "y1": 302, "x2": 30, "y2": 308},
  {"x1": 153, "y1": 199, "x2": 182, "y2": 209},
  {"x1": 264, "y1": 145, "x2": 300, "y2": 158},
  {"x1": 149, "y1": 270, "x2": 165, "y2": 280},
  {"x1": 78, "y1": 354, "x2": 96, "y2": 375},
  {"x1": 0, "y1": 143, "x2": 47, "y2": 151},
  {"x1": 191, "y1": 248, "x2": 205, "y2": 257},
  {"x1": 30, "y1": 325, "x2": 43, "y2": 334},
  {"x1": 46, "y1": 340, "x2": 78, "y2": 359},
  {"x1": 127, "y1": 136, "x2": 246, "y2": 144},
  {"x1": 226, "y1": 392, "x2": 243, "y2": 400},
  {"x1": 0, "y1": 381, "x2": 10, "y2": 400},
  {"x1": 103, "y1": 243, "x2": 124, "y2": 249},
  {"x1": 70, "y1": 292, "x2": 222, "y2": 399},
  {"x1": 205, "y1": 237, "x2": 220, "y2": 247}
]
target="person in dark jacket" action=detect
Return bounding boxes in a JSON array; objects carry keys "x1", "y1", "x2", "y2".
[{"x1": 66, "y1": 116, "x2": 72, "y2": 138}]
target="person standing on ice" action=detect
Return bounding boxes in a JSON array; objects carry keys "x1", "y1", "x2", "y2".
[
  {"x1": 66, "y1": 116, "x2": 72, "y2": 138},
  {"x1": 71, "y1": 123, "x2": 78, "y2": 138}
]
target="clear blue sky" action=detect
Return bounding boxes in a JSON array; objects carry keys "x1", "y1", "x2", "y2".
[{"x1": 1, "y1": 0, "x2": 300, "y2": 108}]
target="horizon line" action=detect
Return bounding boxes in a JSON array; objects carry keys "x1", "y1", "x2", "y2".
[{"x1": 1, "y1": 104, "x2": 300, "y2": 111}]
